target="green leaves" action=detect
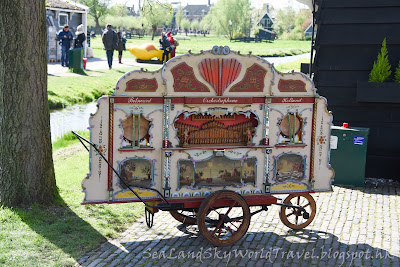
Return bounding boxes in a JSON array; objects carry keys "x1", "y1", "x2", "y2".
[
  {"x1": 273, "y1": 8, "x2": 311, "y2": 40},
  {"x1": 210, "y1": 0, "x2": 252, "y2": 38},
  {"x1": 394, "y1": 61, "x2": 400, "y2": 83},
  {"x1": 141, "y1": 0, "x2": 173, "y2": 28},
  {"x1": 369, "y1": 38, "x2": 392, "y2": 82}
]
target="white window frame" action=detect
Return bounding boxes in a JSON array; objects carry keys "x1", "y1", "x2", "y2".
[{"x1": 59, "y1": 13, "x2": 68, "y2": 26}]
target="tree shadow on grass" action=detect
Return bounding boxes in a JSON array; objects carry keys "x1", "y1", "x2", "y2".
[{"x1": 15, "y1": 195, "x2": 119, "y2": 265}]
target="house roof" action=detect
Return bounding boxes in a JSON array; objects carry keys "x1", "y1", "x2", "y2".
[
  {"x1": 304, "y1": 23, "x2": 313, "y2": 33},
  {"x1": 256, "y1": 11, "x2": 274, "y2": 26},
  {"x1": 259, "y1": 28, "x2": 275, "y2": 34},
  {"x1": 46, "y1": 0, "x2": 88, "y2": 12},
  {"x1": 295, "y1": 0, "x2": 313, "y2": 9},
  {"x1": 183, "y1": 4, "x2": 210, "y2": 16}
]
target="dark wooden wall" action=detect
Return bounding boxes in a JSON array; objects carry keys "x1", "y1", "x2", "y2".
[{"x1": 313, "y1": 0, "x2": 400, "y2": 180}]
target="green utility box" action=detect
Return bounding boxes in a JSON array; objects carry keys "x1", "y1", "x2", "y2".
[
  {"x1": 69, "y1": 48, "x2": 83, "y2": 71},
  {"x1": 330, "y1": 126, "x2": 369, "y2": 186},
  {"x1": 330, "y1": 126, "x2": 369, "y2": 187}
]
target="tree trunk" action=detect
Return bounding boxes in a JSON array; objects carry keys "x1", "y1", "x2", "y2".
[
  {"x1": 94, "y1": 17, "x2": 102, "y2": 35},
  {"x1": 151, "y1": 25, "x2": 157, "y2": 41},
  {"x1": 0, "y1": 0, "x2": 56, "y2": 206}
]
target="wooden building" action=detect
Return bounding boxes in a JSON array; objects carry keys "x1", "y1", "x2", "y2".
[
  {"x1": 303, "y1": 23, "x2": 313, "y2": 38},
  {"x1": 182, "y1": 4, "x2": 210, "y2": 22},
  {"x1": 307, "y1": 0, "x2": 400, "y2": 180},
  {"x1": 255, "y1": 4, "x2": 276, "y2": 41},
  {"x1": 256, "y1": 5, "x2": 274, "y2": 31},
  {"x1": 45, "y1": 0, "x2": 88, "y2": 61}
]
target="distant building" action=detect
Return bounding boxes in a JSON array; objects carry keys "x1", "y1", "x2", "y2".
[
  {"x1": 256, "y1": 4, "x2": 274, "y2": 31},
  {"x1": 45, "y1": 0, "x2": 88, "y2": 61},
  {"x1": 258, "y1": 28, "x2": 276, "y2": 41},
  {"x1": 304, "y1": 23, "x2": 316, "y2": 38},
  {"x1": 256, "y1": 4, "x2": 276, "y2": 40},
  {"x1": 127, "y1": 5, "x2": 138, "y2": 16},
  {"x1": 171, "y1": 1, "x2": 182, "y2": 9},
  {"x1": 183, "y1": 3, "x2": 211, "y2": 22}
]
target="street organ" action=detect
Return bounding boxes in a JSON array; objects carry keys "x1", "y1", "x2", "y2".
[{"x1": 76, "y1": 46, "x2": 334, "y2": 246}]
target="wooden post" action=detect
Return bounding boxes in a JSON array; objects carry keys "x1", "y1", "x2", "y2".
[
  {"x1": 138, "y1": 114, "x2": 141, "y2": 147},
  {"x1": 132, "y1": 114, "x2": 136, "y2": 147}
]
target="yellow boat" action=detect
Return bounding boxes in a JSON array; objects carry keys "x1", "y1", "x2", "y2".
[{"x1": 128, "y1": 43, "x2": 163, "y2": 61}]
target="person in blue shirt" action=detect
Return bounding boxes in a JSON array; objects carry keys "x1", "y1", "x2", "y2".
[{"x1": 57, "y1": 24, "x2": 73, "y2": 67}]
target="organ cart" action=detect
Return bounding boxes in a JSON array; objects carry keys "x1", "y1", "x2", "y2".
[{"x1": 74, "y1": 46, "x2": 334, "y2": 246}]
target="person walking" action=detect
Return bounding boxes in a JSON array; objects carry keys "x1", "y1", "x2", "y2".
[
  {"x1": 57, "y1": 24, "x2": 73, "y2": 67},
  {"x1": 159, "y1": 32, "x2": 171, "y2": 63},
  {"x1": 102, "y1": 24, "x2": 118, "y2": 69},
  {"x1": 166, "y1": 31, "x2": 176, "y2": 58},
  {"x1": 116, "y1": 31, "x2": 127, "y2": 64},
  {"x1": 74, "y1": 24, "x2": 86, "y2": 49}
]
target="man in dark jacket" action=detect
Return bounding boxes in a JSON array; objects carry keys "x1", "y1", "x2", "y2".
[
  {"x1": 159, "y1": 32, "x2": 171, "y2": 62},
  {"x1": 57, "y1": 24, "x2": 73, "y2": 67},
  {"x1": 102, "y1": 24, "x2": 118, "y2": 69}
]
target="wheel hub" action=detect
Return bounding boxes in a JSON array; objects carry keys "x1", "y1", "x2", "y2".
[
  {"x1": 294, "y1": 208, "x2": 302, "y2": 216},
  {"x1": 279, "y1": 193, "x2": 316, "y2": 230},
  {"x1": 219, "y1": 214, "x2": 231, "y2": 224},
  {"x1": 303, "y1": 211, "x2": 310, "y2": 219},
  {"x1": 197, "y1": 190, "x2": 251, "y2": 246}
]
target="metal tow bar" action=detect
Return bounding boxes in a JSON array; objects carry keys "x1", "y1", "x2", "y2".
[{"x1": 71, "y1": 131, "x2": 181, "y2": 213}]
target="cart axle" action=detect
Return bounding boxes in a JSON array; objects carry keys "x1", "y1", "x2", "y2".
[
  {"x1": 205, "y1": 205, "x2": 269, "y2": 225},
  {"x1": 275, "y1": 202, "x2": 306, "y2": 213}
]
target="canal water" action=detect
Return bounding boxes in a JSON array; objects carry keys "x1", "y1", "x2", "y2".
[
  {"x1": 49, "y1": 53, "x2": 312, "y2": 141},
  {"x1": 50, "y1": 102, "x2": 97, "y2": 142}
]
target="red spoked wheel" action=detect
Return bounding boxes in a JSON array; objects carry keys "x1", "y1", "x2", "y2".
[
  {"x1": 279, "y1": 193, "x2": 316, "y2": 230},
  {"x1": 197, "y1": 190, "x2": 250, "y2": 246}
]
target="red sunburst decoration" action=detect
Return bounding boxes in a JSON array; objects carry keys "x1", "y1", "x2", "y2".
[{"x1": 199, "y1": 58, "x2": 242, "y2": 95}]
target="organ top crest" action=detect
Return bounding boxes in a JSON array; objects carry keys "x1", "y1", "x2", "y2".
[{"x1": 114, "y1": 46, "x2": 316, "y2": 98}]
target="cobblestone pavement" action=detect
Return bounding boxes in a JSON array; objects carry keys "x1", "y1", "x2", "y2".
[{"x1": 76, "y1": 182, "x2": 400, "y2": 267}]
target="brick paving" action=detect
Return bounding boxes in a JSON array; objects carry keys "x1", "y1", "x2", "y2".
[{"x1": 76, "y1": 182, "x2": 400, "y2": 267}]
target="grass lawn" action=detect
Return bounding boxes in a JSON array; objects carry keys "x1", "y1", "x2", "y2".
[
  {"x1": 0, "y1": 132, "x2": 144, "y2": 266},
  {"x1": 89, "y1": 35, "x2": 311, "y2": 58},
  {"x1": 275, "y1": 58, "x2": 310, "y2": 73},
  {"x1": 47, "y1": 66, "x2": 160, "y2": 109}
]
